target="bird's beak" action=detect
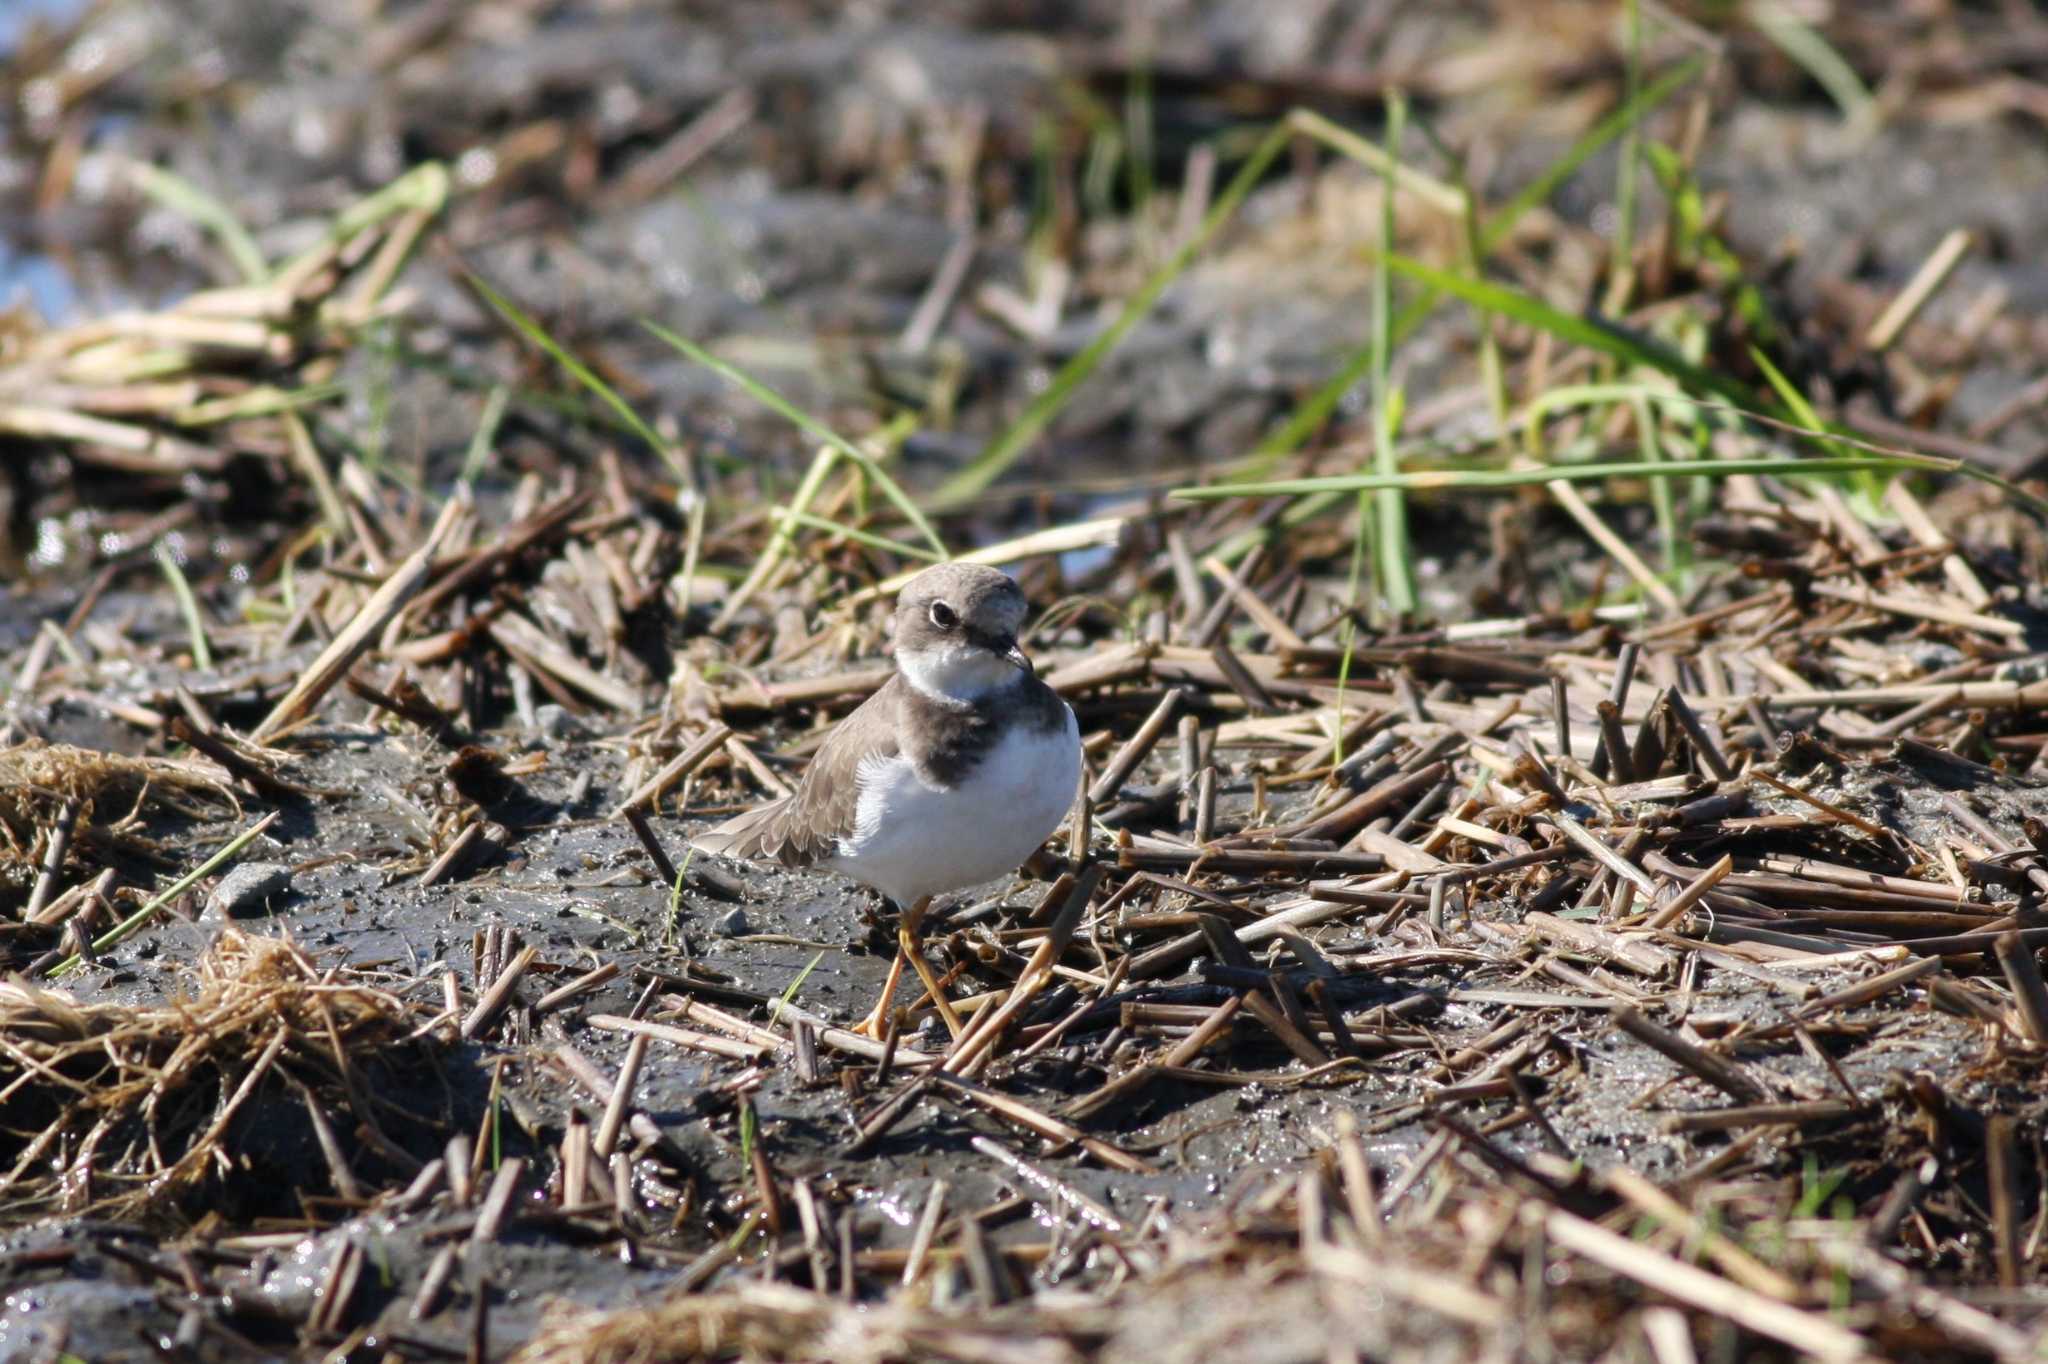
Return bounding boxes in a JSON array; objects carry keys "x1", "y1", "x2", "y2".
[{"x1": 1001, "y1": 637, "x2": 1033, "y2": 674}]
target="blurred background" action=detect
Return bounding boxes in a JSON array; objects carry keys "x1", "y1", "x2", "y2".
[{"x1": 1, "y1": 1, "x2": 2044, "y2": 593}]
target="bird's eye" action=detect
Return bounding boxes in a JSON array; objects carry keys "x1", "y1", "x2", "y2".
[{"x1": 928, "y1": 602, "x2": 957, "y2": 630}]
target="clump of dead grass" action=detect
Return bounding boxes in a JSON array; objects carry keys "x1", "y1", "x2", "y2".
[
  {"x1": 0, "y1": 738, "x2": 239, "y2": 904},
  {"x1": 0, "y1": 928, "x2": 436, "y2": 1226},
  {"x1": 513, "y1": 1286, "x2": 845, "y2": 1364},
  {"x1": 512, "y1": 1281, "x2": 1104, "y2": 1364}
]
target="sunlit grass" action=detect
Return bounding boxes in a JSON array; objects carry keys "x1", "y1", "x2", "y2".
[
  {"x1": 155, "y1": 539, "x2": 212, "y2": 671},
  {"x1": 641, "y1": 322, "x2": 945, "y2": 558},
  {"x1": 1369, "y1": 94, "x2": 1414, "y2": 618},
  {"x1": 1172, "y1": 453, "x2": 1950, "y2": 500},
  {"x1": 469, "y1": 272, "x2": 689, "y2": 485}
]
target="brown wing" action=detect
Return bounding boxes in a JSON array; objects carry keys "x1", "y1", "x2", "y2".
[{"x1": 691, "y1": 677, "x2": 903, "y2": 868}]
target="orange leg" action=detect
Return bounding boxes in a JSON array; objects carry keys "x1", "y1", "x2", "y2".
[
  {"x1": 898, "y1": 896, "x2": 965, "y2": 1040},
  {"x1": 854, "y1": 949, "x2": 908, "y2": 1040}
]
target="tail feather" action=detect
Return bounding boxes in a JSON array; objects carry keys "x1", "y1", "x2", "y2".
[{"x1": 692, "y1": 797, "x2": 801, "y2": 864}]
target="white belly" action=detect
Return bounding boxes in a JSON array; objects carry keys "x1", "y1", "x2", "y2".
[{"x1": 823, "y1": 705, "x2": 1081, "y2": 905}]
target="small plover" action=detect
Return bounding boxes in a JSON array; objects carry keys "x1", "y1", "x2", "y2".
[{"x1": 694, "y1": 563, "x2": 1081, "y2": 1036}]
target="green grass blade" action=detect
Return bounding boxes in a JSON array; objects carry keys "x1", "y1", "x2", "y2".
[
  {"x1": 640, "y1": 320, "x2": 947, "y2": 558},
  {"x1": 771, "y1": 951, "x2": 827, "y2": 1027},
  {"x1": 1171, "y1": 453, "x2": 1950, "y2": 500},
  {"x1": 712, "y1": 446, "x2": 839, "y2": 631},
  {"x1": 460, "y1": 383, "x2": 511, "y2": 488},
  {"x1": 1632, "y1": 392, "x2": 1686, "y2": 590},
  {"x1": 1747, "y1": 346, "x2": 1834, "y2": 444},
  {"x1": 1610, "y1": 0, "x2": 1644, "y2": 309},
  {"x1": 777, "y1": 510, "x2": 946, "y2": 562},
  {"x1": 1523, "y1": 381, "x2": 1687, "y2": 420},
  {"x1": 331, "y1": 162, "x2": 450, "y2": 242},
  {"x1": 1241, "y1": 58, "x2": 1707, "y2": 477},
  {"x1": 1749, "y1": 3, "x2": 1874, "y2": 125},
  {"x1": 1371, "y1": 93, "x2": 1416, "y2": 616},
  {"x1": 666, "y1": 852, "x2": 692, "y2": 946},
  {"x1": 177, "y1": 382, "x2": 348, "y2": 426},
  {"x1": 155, "y1": 540, "x2": 213, "y2": 671},
  {"x1": 932, "y1": 119, "x2": 1296, "y2": 507},
  {"x1": 127, "y1": 161, "x2": 269, "y2": 284},
  {"x1": 49, "y1": 813, "x2": 279, "y2": 976},
  {"x1": 1748, "y1": 344, "x2": 1888, "y2": 505},
  {"x1": 1478, "y1": 56, "x2": 1707, "y2": 256},
  {"x1": 1205, "y1": 393, "x2": 2048, "y2": 528},
  {"x1": 1083, "y1": 122, "x2": 1123, "y2": 222},
  {"x1": 1125, "y1": 57, "x2": 1154, "y2": 225},
  {"x1": 488, "y1": 1062, "x2": 504, "y2": 1170},
  {"x1": 1283, "y1": 108, "x2": 1465, "y2": 216},
  {"x1": 359, "y1": 320, "x2": 400, "y2": 474},
  {"x1": 1209, "y1": 486, "x2": 1350, "y2": 568},
  {"x1": 1458, "y1": 180, "x2": 1511, "y2": 446},
  {"x1": 469, "y1": 273, "x2": 688, "y2": 483},
  {"x1": 738, "y1": 1097, "x2": 758, "y2": 1166},
  {"x1": 1244, "y1": 345, "x2": 1379, "y2": 478},
  {"x1": 1381, "y1": 253, "x2": 1756, "y2": 406},
  {"x1": 266, "y1": 163, "x2": 448, "y2": 292}
]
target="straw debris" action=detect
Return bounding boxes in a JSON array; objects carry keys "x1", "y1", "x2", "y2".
[
  {"x1": 0, "y1": 739, "x2": 238, "y2": 899},
  {"x1": 0, "y1": 929, "x2": 441, "y2": 1225}
]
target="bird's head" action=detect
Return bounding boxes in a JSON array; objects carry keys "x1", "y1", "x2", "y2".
[{"x1": 892, "y1": 563, "x2": 1033, "y2": 703}]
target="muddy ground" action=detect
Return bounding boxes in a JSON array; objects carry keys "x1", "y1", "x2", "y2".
[{"x1": 5, "y1": 3, "x2": 2048, "y2": 1362}]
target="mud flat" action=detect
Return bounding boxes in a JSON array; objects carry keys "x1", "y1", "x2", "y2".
[{"x1": 4, "y1": 3, "x2": 2048, "y2": 1360}]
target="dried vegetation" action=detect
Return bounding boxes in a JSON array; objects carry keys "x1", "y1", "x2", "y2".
[
  {"x1": 1, "y1": 931, "x2": 441, "y2": 1225},
  {"x1": 4, "y1": 1, "x2": 2048, "y2": 1361}
]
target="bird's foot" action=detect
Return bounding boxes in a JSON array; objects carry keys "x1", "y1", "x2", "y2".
[{"x1": 853, "y1": 949, "x2": 908, "y2": 1040}]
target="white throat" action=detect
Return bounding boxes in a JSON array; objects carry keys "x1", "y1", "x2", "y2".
[{"x1": 899, "y1": 642, "x2": 1021, "y2": 705}]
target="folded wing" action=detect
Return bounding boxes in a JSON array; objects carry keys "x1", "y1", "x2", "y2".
[{"x1": 691, "y1": 678, "x2": 902, "y2": 868}]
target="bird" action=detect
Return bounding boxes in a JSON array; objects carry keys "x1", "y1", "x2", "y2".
[{"x1": 693, "y1": 562, "x2": 1082, "y2": 1039}]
